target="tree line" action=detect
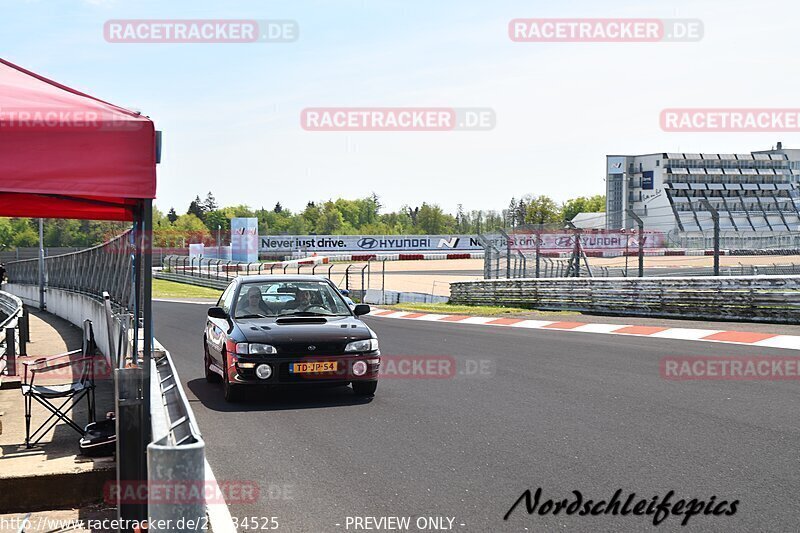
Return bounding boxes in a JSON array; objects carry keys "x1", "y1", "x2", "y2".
[{"x1": 0, "y1": 193, "x2": 604, "y2": 249}]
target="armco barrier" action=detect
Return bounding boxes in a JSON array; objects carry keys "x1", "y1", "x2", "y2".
[
  {"x1": 155, "y1": 271, "x2": 230, "y2": 290},
  {"x1": 5, "y1": 282, "x2": 206, "y2": 529},
  {"x1": 0, "y1": 289, "x2": 26, "y2": 379},
  {"x1": 148, "y1": 339, "x2": 205, "y2": 529},
  {"x1": 450, "y1": 275, "x2": 800, "y2": 323}
]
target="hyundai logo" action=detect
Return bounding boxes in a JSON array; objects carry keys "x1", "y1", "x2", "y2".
[{"x1": 358, "y1": 238, "x2": 379, "y2": 249}]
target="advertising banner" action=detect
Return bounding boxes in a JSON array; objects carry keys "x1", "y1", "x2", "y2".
[
  {"x1": 642, "y1": 170, "x2": 654, "y2": 190},
  {"x1": 259, "y1": 235, "x2": 483, "y2": 252},
  {"x1": 484, "y1": 231, "x2": 666, "y2": 251},
  {"x1": 188, "y1": 243, "x2": 204, "y2": 259},
  {"x1": 607, "y1": 156, "x2": 626, "y2": 175},
  {"x1": 258, "y1": 231, "x2": 664, "y2": 253},
  {"x1": 231, "y1": 217, "x2": 259, "y2": 262}
]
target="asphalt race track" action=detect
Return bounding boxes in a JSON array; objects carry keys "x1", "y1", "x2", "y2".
[{"x1": 154, "y1": 301, "x2": 798, "y2": 532}]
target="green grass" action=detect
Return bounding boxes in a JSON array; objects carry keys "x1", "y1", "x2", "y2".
[
  {"x1": 384, "y1": 302, "x2": 575, "y2": 317},
  {"x1": 153, "y1": 278, "x2": 222, "y2": 299}
]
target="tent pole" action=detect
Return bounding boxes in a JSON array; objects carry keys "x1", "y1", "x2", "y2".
[
  {"x1": 38, "y1": 218, "x2": 45, "y2": 309},
  {"x1": 142, "y1": 198, "x2": 152, "y2": 444}
]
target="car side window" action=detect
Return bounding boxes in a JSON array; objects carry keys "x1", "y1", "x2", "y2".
[{"x1": 219, "y1": 284, "x2": 236, "y2": 313}]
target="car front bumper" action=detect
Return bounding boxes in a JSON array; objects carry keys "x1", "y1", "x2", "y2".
[{"x1": 228, "y1": 353, "x2": 380, "y2": 385}]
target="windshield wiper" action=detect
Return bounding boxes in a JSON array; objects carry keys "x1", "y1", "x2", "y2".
[
  {"x1": 235, "y1": 313, "x2": 268, "y2": 319},
  {"x1": 280, "y1": 311, "x2": 334, "y2": 317}
]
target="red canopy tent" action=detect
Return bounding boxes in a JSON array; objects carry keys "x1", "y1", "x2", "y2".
[
  {"x1": 0, "y1": 58, "x2": 158, "y2": 518},
  {"x1": 0, "y1": 57, "x2": 157, "y2": 220}
]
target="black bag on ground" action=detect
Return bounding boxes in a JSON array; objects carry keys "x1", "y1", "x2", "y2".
[{"x1": 79, "y1": 416, "x2": 116, "y2": 457}]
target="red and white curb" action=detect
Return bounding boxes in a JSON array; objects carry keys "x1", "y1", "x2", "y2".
[{"x1": 367, "y1": 309, "x2": 800, "y2": 350}]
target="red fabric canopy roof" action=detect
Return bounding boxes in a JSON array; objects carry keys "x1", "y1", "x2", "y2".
[{"x1": 0, "y1": 58, "x2": 157, "y2": 221}]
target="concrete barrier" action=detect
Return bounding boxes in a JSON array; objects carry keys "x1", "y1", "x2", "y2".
[
  {"x1": 450, "y1": 275, "x2": 800, "y2": 323},
  {"x1": 5, "y1": 283, "x2": 120, "y2": 360}
]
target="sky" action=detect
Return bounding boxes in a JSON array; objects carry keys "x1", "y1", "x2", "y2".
[{"x1": 3, "y1": 0, "x2": 799, "y2": 215}]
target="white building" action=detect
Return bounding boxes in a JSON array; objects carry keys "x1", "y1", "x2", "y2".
[{"x1": 606, "y1": 142, "x2": 800, "y2": 234}]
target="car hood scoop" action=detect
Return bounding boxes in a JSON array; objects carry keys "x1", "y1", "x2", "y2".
[{"x1": 275, "y1": 317, "x2": 328, "y2": 325}]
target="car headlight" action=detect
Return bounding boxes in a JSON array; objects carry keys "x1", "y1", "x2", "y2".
[
  {"x1": 345, "y1": 339, "x2": 379, "y2": 352},
  {"x1": 235, "y1": 343, "x2": 277, "y2": 355}
]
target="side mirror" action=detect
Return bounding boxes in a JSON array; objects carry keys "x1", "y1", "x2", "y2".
[
  {"x1": 207, "y1": 306, "x2": 228, "y2": 319},
  {"x1": 353, "y1": 304, "x2": 370, "y2": 317}
]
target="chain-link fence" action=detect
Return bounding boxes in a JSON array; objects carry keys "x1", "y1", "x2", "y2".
[
  {"x1": 481, "y1": 225, "x2": 800, "y2": 279},
  {"x1": 160, "y1": 255, "x2": 374, "y2": 302},
  {"x1": 5, "y1": 230, "x2": 138, "y2": 311},
  {"x1": 667, "y1": 230, "x2": 800, "y2": 252}
]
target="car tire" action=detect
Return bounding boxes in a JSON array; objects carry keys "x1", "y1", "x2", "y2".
[
  {"x1": 222, "y1": 352, "x2": 240, "y2": 402},
  {"x1": 205, "y1": 345, "x2": 221, "y2": 383},
  {"x1": 352, "y1": 380, "x2": 378, "y2": 397}
]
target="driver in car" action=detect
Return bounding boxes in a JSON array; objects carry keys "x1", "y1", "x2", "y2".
[{"x1": 290, "y1": 289, "x2": 314, "y2": 311}]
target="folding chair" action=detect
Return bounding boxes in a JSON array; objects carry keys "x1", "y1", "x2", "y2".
[{"x1": 21, "y1": 319, "x2": 98, "y2": 448}]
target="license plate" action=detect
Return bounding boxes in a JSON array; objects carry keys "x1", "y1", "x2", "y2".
[{"x1": 290, "y1": 361, "x2": 338, "y2": 373}]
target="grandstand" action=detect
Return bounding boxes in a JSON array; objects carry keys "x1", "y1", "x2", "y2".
[{"x1": 606, "y1": 142, "x2": 800, "y2": 236}]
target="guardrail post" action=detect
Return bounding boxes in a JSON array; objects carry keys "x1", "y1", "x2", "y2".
[
  {"x1": 361, "y1": 265, "x2": 367, "y2": 302},
  {"x1": 700, "y1": 199, "x2": 721, "y2": 276},
  {"x1": 627, "y1": 209, "x2": 645, "y2": 277},
  {"x1": 115, "y1": 366, "x2": 146, "y2": 528},
  {"x1": 5, "y1": 328, "x2": 16, "y2": 376},
  {"x1": 147, "y1": 440, "x2": 205, "y2": 531},
  {"x1": 535, "y1": 230, "x2": 541, "y2": 278},
  {"x1": 382, "y1": 259, "x2": 386, "y2": 304},
  {"x1": 19, "y1": 308, "x2": 28, "y2": 356}
]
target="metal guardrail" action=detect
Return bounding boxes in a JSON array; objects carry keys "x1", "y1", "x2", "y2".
[
  {"x1": 0, "y1": 290, "x2": 27, "y2": 378},
  {"x1": 148, "y1": 339, "x2": 205, "y2": 527},
  {"x1": 450, "y1": 275, "x2": 800, "y2": 323},
  {"x1": 155, "y1": 271, "x2": 230, "y2": 290},
  {"x1": 6, "y1": 233, "x2": 206, "y2": 530}
]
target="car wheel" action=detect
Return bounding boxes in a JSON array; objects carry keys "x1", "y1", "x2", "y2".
[
  {"x1": 222, "y1": 352, "x2": 240, "y2": 402},
  {"x1": 352, "y1": 380, "x2": 378, "y2": 397},
  {"x1": 205, "y1": 345, "x2": 221, "y2": 383}
]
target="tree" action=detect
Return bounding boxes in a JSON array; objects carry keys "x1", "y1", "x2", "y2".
[
  {"x1": 521, "y1": 195, "x2": 561, "y2": 225},
  {"x1": 507, "y1": 197, "x2": 517, "y2": 228},
  {"x1": 274, "y1": 202, "x2": 283, "y2": 213},
  {"x1": 167, "y1": 207, "x2": 178, "y2": 223},
  {"x1": 316, "y1": 202, "x2": 345, "y2": 234},
  {"x1": 416, "y1": 203, "x2": 456, "y2": 234},
  {"x1": 203, "y1": 210, "x2": 229, "y2": 235},
  {"x1": 370, "y1": 192, "x2": 382, "y2": 213},
  {"x1": 561, "y1": 195, "x2": 606, "y2": 222},
  {"x1": 202, "y1": 192, "x2": 218, "y2": 212},
  {"x1": 187, "y1": 196, "x2": 205, "y2": 220}
]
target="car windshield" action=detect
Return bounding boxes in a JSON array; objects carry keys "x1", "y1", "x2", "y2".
[{"x1": 234, "y1": 280, "x2": 352, "y2": 318}]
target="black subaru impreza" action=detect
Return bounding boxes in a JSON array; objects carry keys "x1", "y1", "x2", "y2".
[{"x1": 204, "y1": 275, "x2": 380, "y2": 402}]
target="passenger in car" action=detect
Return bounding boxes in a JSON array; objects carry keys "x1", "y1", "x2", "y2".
[{"x1": 238, "y1": 286, "x2": 276, "y2": 316}]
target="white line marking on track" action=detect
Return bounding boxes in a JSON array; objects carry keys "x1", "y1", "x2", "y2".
[
  {"x1": 572, "y1": 323, "x2": 627, "y2": 334},
  {"x1": 510, "y1": 320, "x2": 555, "y2": 329},
  {"x1": 650, "y1": 328, "x2": 722, "y2": 340},
  {"x1": 752, "y1": 336, "x2": 800, "y2": 350},
  {"x1": 205, "y1": 457, "x2": 236, "y2": 533}
]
